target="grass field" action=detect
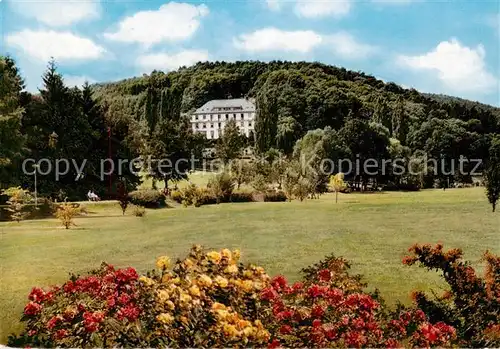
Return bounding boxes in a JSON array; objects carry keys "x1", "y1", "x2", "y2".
[{"x1": 1, "y1": 187, "x2": 499, "y2": 343}]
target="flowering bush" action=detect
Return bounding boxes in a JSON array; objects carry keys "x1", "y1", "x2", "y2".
[
  {"x1": 136, "y1": 245, "x2": 271, "y2": 347},
  {"x1": 11, "y1": 244, "x2": 500, "y2": 348},
  {"x1": 403, "y1": 243, "x2": 500, "y2": 347},
  {"x1": 9, "y1": 263, "x2": 141, "y2": 347}
]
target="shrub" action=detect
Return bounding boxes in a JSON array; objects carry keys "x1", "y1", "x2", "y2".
[
  {"x1": 1, "y1": 187, "x2": 33, "y2": 222},
  {"x1": 170, "y1": 190, "x2": 183, "y2": 204},
  {"x1": 263, "y1": 191, "x2": 287, "y2": 202},
  {"x1": 208, "y1": 172, "x2": 235, "y2": 204},
  {"x1": 132, "y1": 205, "x2": 146, "y2": 217},
  {"x1": 251, "y1": 174, "x2": 269, "y2": 193},
  {"x1": 403, "y1": 244, "x2": 500, "y2": 347},
  {"x1": 54, "y1": 202, "x2": 81, "y2": 229},
  {"x1": 230, "y1": 192, "x2": 254, "y2": 203},
  {"x1": 8, "y1": 263, "x2": 141, "y2": 348},
  {"x1": 129, "y1": 189, "x2": 166, "y2": 208}
]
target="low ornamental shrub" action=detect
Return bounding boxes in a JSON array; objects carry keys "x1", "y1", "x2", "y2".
[
  {"x1": 263, "y1": 191, "x2": 287, "y2": 202},
  {"x1": 8, "y1": 263, "x2": 141, "y2": 347},
  {"x1": 54, "y1": 202, "x2": 82, "y2": 229},
  {"x1": 229, "y1": 192, "x2": 254, "y2": 203},
  {"x1": 128, "y1": 189, "x2": 166, "y2": 209},
  {"x1": 403, "y1": 243, "x2": 500, "y2": 347},
  {"x1": 132, "y1": 205, "x2": 146, "y2": 217},
  {"x1": 10, "y1": 244, "x2": 499, "y2": 348}
]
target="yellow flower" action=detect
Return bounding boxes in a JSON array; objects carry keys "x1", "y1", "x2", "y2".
[
  {"x1": 172, "y1": 277, "x2": 181, "y2": 285},
  {"x1": 206, "y1": 251, "x2": 222, "y2": 264},
  {"x1": 214, "y1": 276, "x2": 229, "y2": 288},
  {"x1": 233, "y1": 249, "x2": 241, "y2": 261},
  {"x1": 139, "y1": 276, "x2": 155, "y2": 286},
  {"x1": 179, "y1": 292, "x2": 192, "y2": 303},
  {"x1": 189, "y1": 285, "x2": 201, "y2": 297},
  {"x1": 225, "y1": 264, "x2": 238, "y2": 274},
  {"x1": 157, "y1": 289, "x2": 170, "y2": 303},
  {"x1": 221, "y1": 248, "x2": 232, "y2": 259},
  {"x1": 243, "y1": 270, "x2": 253, "y2": 278},
  {"x1": 253, "y1": 281, "x2": 264, "y2": 290},
  {"x1": 242, "y1": 326, "x2": 254, "y2": 337},
  {"x1": 223, "y1": 324, "x2": 239, "y2": 339},
  {"x1": 198, "y1": 274, "x2": 212, "y2": 287},
  {"x1": 255, "y1": 266, "x2": 265, "y2": 274},
  {"x1": 180, "y1": 316, "x2": 189, "y2": 325},
  {"x1": 184, "y1": 258, "x2": 194, "y2": 268},
  {"x1": 242, "y1": 280, "x2": 253, "y2": 292},
  {"x1": 156, "y1": 313, "x2": 174, "y2": 325},
  {"x1": 215, "y1": 309, "x2": 230, "y2": 320},
  {"x1": 237, "y1": 319, "x2": 251, "y2": 329},
  {"x1": 161, "y1": 274, "x2": 171, "y2": 283},
  {"x1": 165, "y1": 300, "x2": 175, "y2": 310},
  {"x1": 211, "y1": 302, "x2": 226, "y2": 310},
  {"x1": 156, "y1": 256, "x2": 171, "y2": 270}
]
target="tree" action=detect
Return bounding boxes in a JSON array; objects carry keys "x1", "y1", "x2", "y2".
[
  {"x1": 1, "y1": 187, "x2": 32, "y2": 222},
  {"x1": 329, "y1": 173, "x2": 346, "y2": 203},
  {"x1": 0, "y1": 56, "x2": 25, "y2": 188},
  {"x1": 230, "y1": 159, "x2": 252, "y2": 189},
  {"x1": 216, "y1": 119, "x2": 245, "y2": 164},
  {"x1": 485, "y1": 136, "x2": 500, "y2": 212},
  {"x1": 116, "y1": 180, "x2": 129, "y2": 215}
]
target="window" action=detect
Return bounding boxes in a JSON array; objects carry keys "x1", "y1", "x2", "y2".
[
  {"x1": 248, "y1": 122, "x2": 252, "y2": 127},
  {"x1": 233, "y1": 114, "x2": 236, "y2": 119},
  {"x1": 225, "y1": 114, "x2": 229, "y2": 119},
  {"x1": 203, "y1": 124, "x2": 206, "y2": 129},
  {"x1": 218, "y1": 115, "x2": 221, "y2": 121},
  {"x1": 218, "y1": 123, "x2": 221, "y2": 128},
  {"x1": 211, "y1": 123, "x2": 214, "y2": 128},
  {"x1": 211, "y1": 131, "x2": 214, "y2": 138},
  {"x1": 241, "y1": 113, "x2": 244, "y2": 118}
]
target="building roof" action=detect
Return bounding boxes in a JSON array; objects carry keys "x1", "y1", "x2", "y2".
[{"x1": 194, "y1": 98, "x2": 255, "y2": 114}]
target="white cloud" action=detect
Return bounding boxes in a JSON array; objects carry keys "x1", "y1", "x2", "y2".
[
  {"x1": 397, "y1": 38, "x2": 498, "y2": 94},
  {"x1": 8, "y1": 0, "x2": 100, "y2": 27},
  {"x1": 136, "y1": 50, "x2": 209, "y2": 72},
  {"x1": 64, "y1": 75, "x2": 96, "y2": 88},
  {"x1": 266, "y1": 0, "x2": 282, "y2": 11},
  {"x1": 326, "y1": 32, "x2": 378, "y2": 59},
  {"x1": 294, "y1": 0, "x2": 351, "y2": 18},
  {"x1": 6, "y1": 29, "x2": 106, "y2": 62},
  {"x1": 104, "y1": 2, "x2": 209, "y2": 46},
  {"x1": 233, "y1": 28, "x2": 323, "y2": 53}
]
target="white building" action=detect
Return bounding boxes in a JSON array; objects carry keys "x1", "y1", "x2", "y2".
[{"x1": 189, "y1": 98, "x2": 256, "y2": 140}]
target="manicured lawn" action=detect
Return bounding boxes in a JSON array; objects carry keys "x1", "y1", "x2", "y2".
[{"x1": 1, "y1": 188, "x2": 499, "y2": 343}]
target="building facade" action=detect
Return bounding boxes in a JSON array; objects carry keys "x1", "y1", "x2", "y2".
[{"x1": 189, "y1": 98, "x2": 256, "y2": 140}]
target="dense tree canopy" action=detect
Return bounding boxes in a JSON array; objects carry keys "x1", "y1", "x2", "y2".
[{"x1": 2, "y1": 58, "x2": 499, "y2": 198}]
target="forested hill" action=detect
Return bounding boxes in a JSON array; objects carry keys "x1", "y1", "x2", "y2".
[{"x1": 94, "y1": 60, "x2": 499, "y2": 152}]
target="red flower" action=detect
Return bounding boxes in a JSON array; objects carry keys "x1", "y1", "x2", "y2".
[
  {"x1": 276, "y1": 310, "x2": 294, "y2": 321},
  {"x1": 345, "y1": 330, "x2": 367, "y2": 348},
  {"x1": 279, "y1": 325, "x2": 292, "y2": 335},
  {"x1": 27, "y1": 330, "x2": 37, "y2": 337},
  {"x1": 117, "y1": 293, "x2": 131, "y2": 305},
  {"x1": 114, "y1": 267, "x2": 139, "y2": 283},
  {"x1": 311, "y1": 305, "x2": 325, "y2": 318},
  {"x1": 261, "y1": 287, "x2": 279, "y2": 301},
  {"x1": 54, "y1": 329, "x2": 67, "y2": 340},
  {"x1": 292, "y1": 282, "x2": 303, "y2": 292},
  {"x1": 385, "y1": 338, "x2": 401, "y2": 348},
  {"x1": 24, "y1": 302, "x2": 42, "y2": 316},
  {"x1": 271, "y1": 275, "x2": 288, "y2": 290},
  {"x1": 63, "y1": 281, "x2": 76, "y2": 294},
  {"x1": 83, "y1": 311, "x2": 105, "y2": 333},
  {"x1": 308, "y1": 285, "x2": 328, "y2": 298},
  {"x1": 318, "y1": 269, "x2": 332, "y2": 282},
  {"x1": 107, "y1": 296, "x2": 116, "y2": 308},
  {"x1": 312, "y1": 319, "x2": 322, "y2": 328},
  {"x1": 28, "y1": 288, "x2": 46, "y2": 303},
  {"x1": 116, "y1": 304, "x2": 140, "y2": 321},
  {"x1": 47, "y1": 316, "x2": 61, "y2": 330},
  {"x1": 326, "y1": 288, "x2": 344, "y2": 305},
  {"x1": 268, "y1": 339, "x2": 280, "y2": 349}
]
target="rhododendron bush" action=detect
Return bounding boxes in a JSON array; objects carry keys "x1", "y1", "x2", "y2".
[{"x1": 8, "y1": 244, "x2": 500, "y2": 348}]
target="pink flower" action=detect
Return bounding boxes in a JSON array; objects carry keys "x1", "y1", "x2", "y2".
[{"x1": 311, "y1": 305, "x2": 325, "y2": 318}]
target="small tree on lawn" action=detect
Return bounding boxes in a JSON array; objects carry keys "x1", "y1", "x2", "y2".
[
  {"x1": 1, "y1": 187, "x2": 32, "y2": 222},
  {"x1": 116, "y1": 180, "x2": 129, "y2": 215},
  {"x1": 485, "y1": 136, "x2": 500, "y2": 212},
  {"x1": 329, "y1": 172, "x2": 346, "y2": 203},
  {"x1": 55, "y1": 202, "x2": 80, "y2": 229}
]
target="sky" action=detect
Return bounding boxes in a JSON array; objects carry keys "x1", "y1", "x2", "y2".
[{"x1": 1, "y1": 0, "x2": 499, "y2": 106}]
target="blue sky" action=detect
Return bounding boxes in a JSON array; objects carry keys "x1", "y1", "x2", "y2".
[{"x1": 2, "y1": 0, "x2": 499, "y2": 106}]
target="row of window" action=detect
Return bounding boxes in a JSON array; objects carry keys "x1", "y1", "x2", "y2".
[
  {"x1": 198, "y1": 129, "x2": 252, "y2": 139},
  {"x1": 193, "y1": 121, "x2": 253, "y2": 129},
  {"x1": 193, "y1": 113, "x2": 254, "y2": 121}
]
